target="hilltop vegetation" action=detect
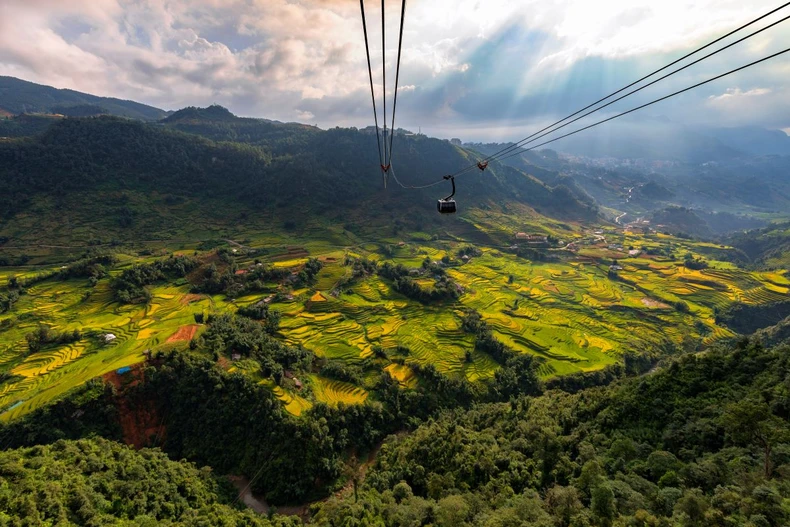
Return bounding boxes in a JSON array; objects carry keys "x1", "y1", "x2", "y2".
[
  {"x1": 312, "y1": 338, "x2": 790, "y2": 526},
  {"x1": 0, "y1": 108, "x2": 596, "y2": 244},
  {"x1": 0, "y1": 113, "x2": 62, "y2": 138},
  {"x1": 0, "y1": 436, "x2": 297, "y2": 526},
  {"x1": 647, "y1": 207, "x2": 766, "y2": 239},
  {"x1": 4, "y1": 333, "x2": 790, "y2": 525},
  {"x1": 728, "y1": 223, "x2": 790, "y2": 268},
  {"x1": 0, "y1": 76, "x2": 168, "y2": 120},
  {"x1": 716, "y1": 301, "x2": 790, "y2": 335},
  {"x1": 0, "y1": 117, "x2": 272, "y2": 219}
]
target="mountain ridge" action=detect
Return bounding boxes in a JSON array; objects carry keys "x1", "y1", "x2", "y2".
[
  {"x1": 0, "y1": 76, "x2": 169, "y2": 121},
  {"x1": 0, "y1": 113, "x2": 597, "y2": 249}
]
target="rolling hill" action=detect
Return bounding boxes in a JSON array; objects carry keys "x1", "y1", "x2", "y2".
[
  {"x1": 0, "y1": 110, "x2": 597, "y2": 250},
  {"x1": 471, "y1": 140, "x2": 790, "y2": 228},
  {"x1": 508, "y1": 116, "x2": 790, "y2": 162},
  {"x1": 0, "y1": 76, "x2": 169, "y2": 120}
]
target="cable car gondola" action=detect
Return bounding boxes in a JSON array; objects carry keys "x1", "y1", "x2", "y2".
[{"x1": 437, "y1": 175, "x2": 457, "y2": 214}]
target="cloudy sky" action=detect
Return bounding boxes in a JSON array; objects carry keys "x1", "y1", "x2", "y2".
[{"x1": 1, "y1": 0, "x2": 789, "y2": 140}]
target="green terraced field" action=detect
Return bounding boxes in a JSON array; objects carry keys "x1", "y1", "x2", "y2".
[
  {"x1": 0, "y1": 277, "x2": 202, "y2": 421},
  {"x1": 309, "y1": 375, "x2": 369, "y2": 406},
  {"x1": 1, "y1": 226, "x2": 787, "y2": 420}
]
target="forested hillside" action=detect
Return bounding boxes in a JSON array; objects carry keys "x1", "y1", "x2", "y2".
[
  {"x1": 313, "y1": 338, "x2": 790, "y2": 526},
  {"x1": 162, "y1": 105, "x2": 320, "y2": 151},
  {"x1": 0, "y1": 437, "x2": 297, "y2": 526},
  {"x1": 3, "y1": 334, "x2": 790, "y2": 525},
  {"x1": 0, "y1": 114, "x2": 61, "y2": 138},
  {"x1": 728, "y1": 224, "x2": 790, "y2": 268},
  {"x1": 0, "y1": 113, "x2": 597, "y2": 241},
  {"x1": 0, "y1": 76, "x2": 168, "y2": 120},
  {"x1": 469, "y1": 142, "x2": 790, "y2": 228}
]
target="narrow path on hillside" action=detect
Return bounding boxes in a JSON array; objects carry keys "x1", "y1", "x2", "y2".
[
  {"x1": 228, "y1": 476, "x2": 270, "y2": 514},
  {"x1": 228, "y1": 435, "x2": 398, "y2": 520}
]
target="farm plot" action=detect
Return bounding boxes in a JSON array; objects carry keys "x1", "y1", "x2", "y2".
[
  {"x1": 309, "y1": 375, "x2": 369, "y2": 406},
  {"x1": 0, "y1": 277, "x2": 199, "y2": 421},
  {"x1": 275, "y1": 276, "x2": 475, "y2": 376},
  {"x1": 2, "y1": 228, "x2": 787, "y2": 421},
  {"x1": 272, "y1": 242, "x2": 787, "y2": 382}
]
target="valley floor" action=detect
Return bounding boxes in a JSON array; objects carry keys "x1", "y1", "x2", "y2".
[{"x1": 1, "y1": 223, "x2": 787, "y2": 421}]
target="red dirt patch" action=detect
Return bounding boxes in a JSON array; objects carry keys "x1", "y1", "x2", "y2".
[
  {"x1": 118, "y1": 402, "x2": 165, "y2": 449},
  {"x1": 103, "y1": 365, "x2": 166, "y2": 449},
  {"x1": 0, "y1": 108, "x2": 12, "y2": 118},
  {"x1": 103, "y1": 363, "x2": 145, "y2": 391},
  {"x1": 166, "y1": 324, "x2": 200, "y2": 342},
  {"x1": 181, "y1": 293, "x2": 205, "y2": 305},
  {"x1": 217, "y1": 355, "x2": 231, "y2": 370}
]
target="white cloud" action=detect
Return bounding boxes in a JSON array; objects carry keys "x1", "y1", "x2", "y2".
[
  {"x1": 296, "y1": 110, "x2": 316, "y2": 121},
  {"x1": 0, "y1": 0, "x2": 787, "y2": 138},
  {"x1": 708, "y1": 87, "x2": 772, "y2": 101},
  {"x1": 703, "y1": 86, "x2": 790, "y2": 129}
]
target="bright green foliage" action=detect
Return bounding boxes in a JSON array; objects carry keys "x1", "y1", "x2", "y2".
[
  {"x1": 0, "y1": 437, "x2": 296, "y2": 526},
  {"x1": 312, "y1": 339, "x2": 790, "y2": 526},
  {"x1": 201, "y1": 314, "x2": 312, "y2": 377},
  {"x1": 112, "y1": 255, "x2": 197, "y2": 304}
]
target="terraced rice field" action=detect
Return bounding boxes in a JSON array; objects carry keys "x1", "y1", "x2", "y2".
[
  {"x1": 271, "y1": 241, "x2": 787, "y2": 380},
  {"x1": 309, "y1": 375, "x2": 369, "y2": 406},
  {"x1": 1, "y1": 228, "x2": 787, "y2": 420},
  {"x1": 273, "y1": 278, "x2": 479, "y2": 378},
  {"x1": 270, "y1": 384, "x2": 312, "y2": 416},
  {"x1": 0, "y1": 277, "x2": 202, "y2": 421}
]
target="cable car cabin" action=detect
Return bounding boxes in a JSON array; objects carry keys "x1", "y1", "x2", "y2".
[{"x1": 437, "y1": 199, "x2": 457, "y2": 214}]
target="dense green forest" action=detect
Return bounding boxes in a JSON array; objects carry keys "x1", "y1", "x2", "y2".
[
  {"x1": 163, "y1": 105, "x2": 321, "y2": 152},
  {"x1": 0, "y1": 114, "x2": 61, "y2": 138},
  {"x1": 4, "y1": 333, "x2": 790, "y2": 525},
  {"x1": 0, "y1": 437, "x2": 298, "y2": 526},
  {"x1": 716, "y1": 301, "x2": 790, "y2": 335},
  {"x1": 312, "y1": 338, "x2": 790, "y2": 526},
  {"x1": 0, "y1": 112, "x2": 596, "y2": 227}
]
